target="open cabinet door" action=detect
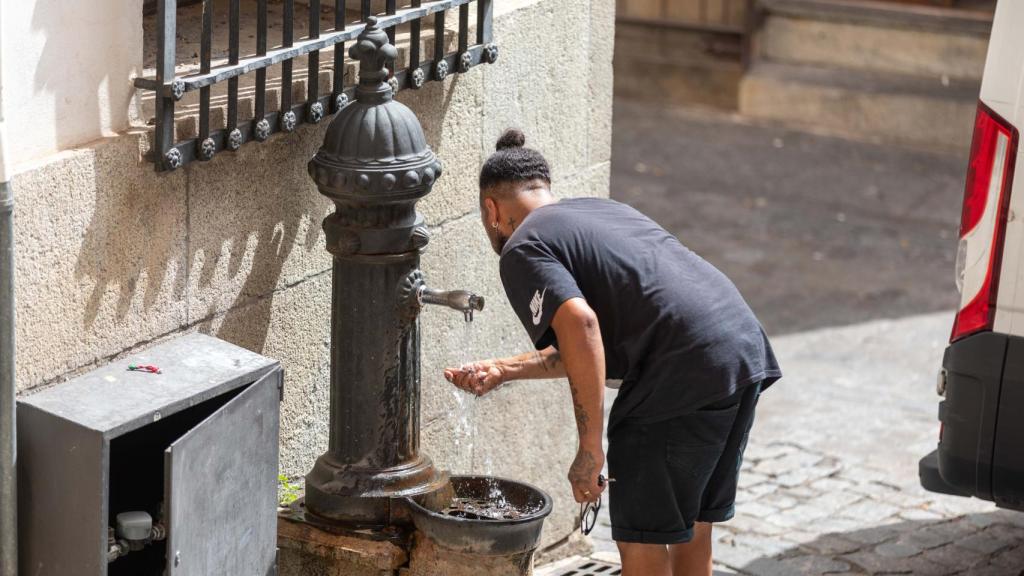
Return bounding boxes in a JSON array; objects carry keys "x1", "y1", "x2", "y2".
[{"x1": 164, "y1": 368, "x2": 282, "y2": 576}]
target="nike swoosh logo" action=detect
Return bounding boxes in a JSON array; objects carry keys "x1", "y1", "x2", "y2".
[{"x1": 531, "y1": 288, "x2": 547, "y2": 326}]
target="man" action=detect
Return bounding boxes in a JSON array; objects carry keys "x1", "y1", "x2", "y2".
[{"x1": 445, "y1": 129, "x2": 781, "y2": 576}]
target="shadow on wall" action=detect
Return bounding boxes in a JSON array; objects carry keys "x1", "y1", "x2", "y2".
[
  {"x1": 73, "y1": 136, "x2": 188, "y2": 329},
  {"x1": 729, "y1": 512, "x2": 1024, "y2": 574},
  {"x1": 71, "y1": 56, "x2": 464, "y2": 361},
  {"x1": 195, "y1": 74, "x2": 462, "y2": 354},
  {"x1": 188, "y1": 125, "x2": 334, "y2": 353}
]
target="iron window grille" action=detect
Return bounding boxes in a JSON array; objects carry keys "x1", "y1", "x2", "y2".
[{"x1": 135, "y1": 0, "x2": 496, "y2": 171}]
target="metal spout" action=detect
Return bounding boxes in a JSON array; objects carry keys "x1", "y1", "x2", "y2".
[{"x1": 418, "y1": 286, "x2": 485, "y2": 322}]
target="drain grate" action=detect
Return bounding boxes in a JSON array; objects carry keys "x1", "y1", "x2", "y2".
[{"x1": 554, "y1": 559, "x2": 622, "y2": 576}]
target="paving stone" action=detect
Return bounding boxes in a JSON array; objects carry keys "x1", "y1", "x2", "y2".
[
  {"x1": 759, "y1": 493, "x2": 801, "y2": 511},
  {"x1": 742, "y1": 502, "x2": 782, "y2": 519},
  {"x1": 741, "y1": 471, "x2": 771, "y2": 487},
  {"x1": 771, "y1": 504, "x2": 832, "y2": 526},
  {"x1": 812, "y1": 490, "x2": 863, "y2": 513},
  {"x1": 874, "y1": 491, "x2": 932, "y2": 510},
  {"x1": 843, "y1": 524, "x2": 902, "y2": 546},
  {"x1": 715, "y1": 542, "x2": 776, "y2": 571},
  {"x1": 899, "y1": 526, "x2": 960, "y2": 550},
  {"x1": 965, "y1": 513, "x2": 1003, "y2": 529},
  {"x1": 991, "y1": 510, "x2": 1024, "y2": 530},
  {"x1": 807, "y1": 517, "x2": 865, "y2": 536},
  {"x1": 926, "y1": 496, "x2": 999, "y2": 517},
  {"x1": 742, "y1": 482, "x2": 781, "y2": 500},
  {"x1": 954, "y1": 531, "x2": 1014, "y2": 555},
  {"x1": 809, "y1": 477, "x2": 856, "y2": 493},
  {"x1": 840, "y1": 551, "x2": 948, "y2": 575},
  {"x1": 748, "y1": 443, "x2": 801, "y2": 461},
  {"x1": 982, "y1": 522, "x2": 1024, "y2": 546},
  {"x1": 839, "y1": 501, "x2": 901, "y2": 524},
  {"x1": 920, "y1": 543, "x2": 988, "y2": 572},
  {"x1": 898, "y1": 507, "x2": 946, "y2": 522},
  {"x1": 744, "y1": 555, "x2": 852, "y2": 576},
  {"x1": 776, "y1": 465, "x2": 840, "y2": 488},
  {"x1": 798, "y1": 533, "x2": 863, "y2": 556},
  {"x1": 848, "y1": 481, "x2": 902, "y2": 499},
  {"x1": 874, "y1": 542, "x2": 922, "y2": 558},
  {"x1": 917, "y1": 518, "x2": 983, "y2": 544},
  {"x1": 714, "y1": 533, "x2": 795, "y2": 570},
  {"x1": 777, "y1": 530, "x2": 820, "y2": 546},
  {"x1": 756, "y1": 452, "x2": 825, "y2": 477},
  {"x1": 989, "y1": 544, "x2": 1024, "y2": 571},
  {"x1": 728, "y1": 513, "x2": 788, "y2": 537},
  {"x1": 781, "y1": 486, "x2": 820, "y2": 499},
  {"x1": 961, "y1": 565, "x2": 1024, "y2": 576}
]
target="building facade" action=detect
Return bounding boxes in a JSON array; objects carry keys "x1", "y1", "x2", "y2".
[{"x1": 2, "y1": 0, "x2": 614, "y2": 553}]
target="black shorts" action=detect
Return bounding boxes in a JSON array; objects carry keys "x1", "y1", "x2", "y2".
[{"x1": 606, "y1": 382, "x2": 761, "y2": 544}]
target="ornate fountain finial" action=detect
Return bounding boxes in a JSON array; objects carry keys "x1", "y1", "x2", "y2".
[{"x1": 350, "y1": 16, "x2": 398, "y2": 90}]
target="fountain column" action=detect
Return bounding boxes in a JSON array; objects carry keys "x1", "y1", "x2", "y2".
[{"x1": 304, "y1": 16, "x2": 447, "y2": 527}]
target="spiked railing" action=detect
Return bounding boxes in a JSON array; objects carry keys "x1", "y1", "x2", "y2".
[{"x1": 135, "y1": 0, "x2": 495, "y2": 171}]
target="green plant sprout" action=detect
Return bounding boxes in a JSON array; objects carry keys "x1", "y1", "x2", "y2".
[{"x1": 278, "y1": 474, "x2": 302, "y2": 507}]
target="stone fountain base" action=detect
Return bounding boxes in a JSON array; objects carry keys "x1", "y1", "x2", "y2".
[
  {"x1": 277, "y1": 479, "x2": 549, "y2": 576},
  {"x1": 277, "y1": 508, "x2": 408, "y2": 576},
  {"x1": 407, "y1": 533, "x2": 537, "y2": 576}
]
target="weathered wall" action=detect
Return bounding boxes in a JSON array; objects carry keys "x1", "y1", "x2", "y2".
[
  {"x1": 1, "y1": 0, "x2": 143, "y2": 170},
  {"x1": 11, "y1": 0, "x2": 614, "y2": 552}
]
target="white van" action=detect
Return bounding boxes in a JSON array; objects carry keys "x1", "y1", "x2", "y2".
[{"x1": 919, "y1": 0, "x2": 1024, "y2": 510}]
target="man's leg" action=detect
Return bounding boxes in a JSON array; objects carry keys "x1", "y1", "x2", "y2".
[
  {"x1": 669, "y1": 522, "x2": 712, "y2": 576},
  {"x1": 617, "y1": 542, "x2": 671, "y2": 576}
]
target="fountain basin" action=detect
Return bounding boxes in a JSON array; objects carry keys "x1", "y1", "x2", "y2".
[{"x1": 405, "y1": 476, "x2": 553, "y2": 556}]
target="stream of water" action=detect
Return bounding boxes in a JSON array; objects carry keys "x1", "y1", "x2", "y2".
[{"x1": 445, "y1": 320, "x2": 513, "y2": 517}]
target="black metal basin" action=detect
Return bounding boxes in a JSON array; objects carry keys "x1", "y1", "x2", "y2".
[{"x1": 405, "y1": 475, "x2": 553, "y2": 556}]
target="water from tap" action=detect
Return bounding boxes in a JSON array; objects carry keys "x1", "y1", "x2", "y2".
[{"x1": 450, "y1": 320, "x2": 479, "y2": 467}]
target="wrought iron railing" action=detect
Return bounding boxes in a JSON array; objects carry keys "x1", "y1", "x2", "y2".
[{"x1": 135, "y1": 0, "x2": 496, "y2": 171}]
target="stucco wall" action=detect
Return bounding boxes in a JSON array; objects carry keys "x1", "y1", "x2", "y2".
[
  {"x1": 1, "y1": 0, "x2": 143, "y2": 171},
  {"x1": 10, "y1": 0, "x2": 614, "y2": 551}
]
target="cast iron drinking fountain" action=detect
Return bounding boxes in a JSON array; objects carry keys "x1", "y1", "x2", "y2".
[{"x1": 280, "y1": 17, "x2": 552, "y2": 576}]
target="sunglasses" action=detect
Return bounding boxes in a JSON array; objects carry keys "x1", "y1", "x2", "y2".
[
  {"x1": 579, "y1": 498, "x2": 601, "y2": 536},
  {"x1": 578, "y1": 474, "x2": 613, "y2": 536}
]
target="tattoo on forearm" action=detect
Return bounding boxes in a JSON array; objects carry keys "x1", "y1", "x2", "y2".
[
  {"x1": 543, "y1": 352, "x2": 561, "y2": 372},
  {"x1": 568, "y1": 378, "x2": 590, "y2": 437}
]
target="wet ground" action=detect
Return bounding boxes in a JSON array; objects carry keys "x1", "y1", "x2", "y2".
[{"x1": 539, "y1": 100, "x2": 1024, "y2": 575}]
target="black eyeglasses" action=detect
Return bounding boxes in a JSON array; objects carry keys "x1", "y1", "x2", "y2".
[{"x1": 579, "y1": 498, "x2": 601, "y2": 536}]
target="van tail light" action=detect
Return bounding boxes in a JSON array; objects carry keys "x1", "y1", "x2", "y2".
[{"x1": 951, "y1": 103, "x2": 1019, "y2": 342}]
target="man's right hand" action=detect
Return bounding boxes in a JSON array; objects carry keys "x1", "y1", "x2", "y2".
[{"x1": 444, "y1": 361, "x2": 506, "y2": 397}]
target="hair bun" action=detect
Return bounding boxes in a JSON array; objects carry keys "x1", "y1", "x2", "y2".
[{"x1": 495, "y1": 128, "x2": 527, "y2": 151}]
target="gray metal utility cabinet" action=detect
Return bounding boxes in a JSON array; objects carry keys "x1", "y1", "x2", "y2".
[{"x1": 17, "y1": 333, "x2": 282, "y2": 576}]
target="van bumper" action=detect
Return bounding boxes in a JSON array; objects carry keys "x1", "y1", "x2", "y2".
[{"x1": 919, "y1": 331, "x2": 1024, "y2": 511}]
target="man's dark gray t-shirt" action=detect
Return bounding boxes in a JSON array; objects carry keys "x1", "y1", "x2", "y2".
[{"x1": 499, "y1": 197, "x2": 781, "y2": 429}]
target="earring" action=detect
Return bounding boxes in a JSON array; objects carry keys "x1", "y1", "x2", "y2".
[{"x1": 492, "y1": 221, "x2": 499, "y2": 229}]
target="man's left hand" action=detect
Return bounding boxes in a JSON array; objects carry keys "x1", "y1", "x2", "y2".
[{"x1": 568, "y1": 446, "x2": 605, "y2": 503}]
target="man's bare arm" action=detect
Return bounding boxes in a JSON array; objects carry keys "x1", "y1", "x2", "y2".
[
  {"x1": 495, "y1": 347, "x2": 565, "y2": 380},
  {"x1": 550, "y1": 297, "x2": 606, "y2": 503},
  {"x1": 444, "y1": 346, "x2": 565, "y2": 396}
]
